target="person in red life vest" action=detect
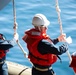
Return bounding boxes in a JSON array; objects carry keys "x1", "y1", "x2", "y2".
[
  {"x1": 70, "y1": 52, "x2": 76, "y2": 74},
  {"x1": 22, "y1": 14, "x2": 68, "y2": 75},
  {"x1": 0, "y1": 33, "x2": 18, "y2": 75}
]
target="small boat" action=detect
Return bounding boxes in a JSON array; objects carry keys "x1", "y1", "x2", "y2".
[{"x1": 6, "y1": 61, "x2": 31, "y2": 75}]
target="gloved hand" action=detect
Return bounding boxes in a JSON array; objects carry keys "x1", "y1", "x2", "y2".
[
  {"x1": 59, "y1": 44, "x2": 68, "y2": 54},
  {"x1": 14, "y1": 33, "x2": 19, "y2": 41},
  {"x1": 58, "y1": 33, "x2": 66, "y2": 42}
]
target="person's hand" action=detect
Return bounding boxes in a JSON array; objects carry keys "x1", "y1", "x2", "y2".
[
  {"x1": 59, "y1": 44, "x2": 68, "y2": 54},
  {"x1": 14, "y1": 33, "x2": 19, "y2": 41},
  {"x1": 58, "y1": 33, "x2": 66, "y2": 42}
]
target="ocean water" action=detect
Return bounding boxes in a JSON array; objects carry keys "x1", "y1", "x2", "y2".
[{"x1": 0, "y1": 0, "x2": 76, "y2": 75}]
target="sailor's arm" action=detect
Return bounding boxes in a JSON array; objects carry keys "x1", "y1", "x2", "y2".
[{"x1": 0, "y1": 33, "x2": 19, "y2": 50}]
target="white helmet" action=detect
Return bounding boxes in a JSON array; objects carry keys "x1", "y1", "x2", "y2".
[{"x1": 32, "y1": 14, "x2": 50, "y2": 27}]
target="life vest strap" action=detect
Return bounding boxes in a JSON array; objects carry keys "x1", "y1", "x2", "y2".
[{"x1": 57, "y1": 55, "x2": 62, "y2": 63}]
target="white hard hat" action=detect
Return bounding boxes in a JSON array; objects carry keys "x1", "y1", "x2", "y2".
[{"x1": 32, "y1": 14, "x2": 50, "y2": 27}]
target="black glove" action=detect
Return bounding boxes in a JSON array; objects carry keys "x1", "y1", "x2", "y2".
[{"x1": 59, "y1": 44, "x2": 68, "y2": 54}]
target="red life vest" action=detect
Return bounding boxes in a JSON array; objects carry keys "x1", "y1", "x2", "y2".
[
  {"x1": 23, "y1": 28, "x2": 57, "y2": 66},
  {"x1": 70, "y1": 53, "x2": 76, "y2": 73},
  {"x1": 0, "y1": 50, "x2": 6, "y2": 59}
]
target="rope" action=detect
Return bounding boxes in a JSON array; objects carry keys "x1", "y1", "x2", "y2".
[
  {"x1": 12, "y1": 0, "x2": 17, "y2": 33},
  {"x1": 12, "y1": 0, "x2": 27, "y2": 58},
  {"x1": 55, "y1": 0, "x2": 72, "y2": 62},
  {"x1": 55, "y1": 0, "x2": 63, "y2": 34}
]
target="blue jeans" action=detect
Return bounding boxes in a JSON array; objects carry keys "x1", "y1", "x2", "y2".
[{"x1": 0, "y1": 62, "x2": 8, "y2": 75}]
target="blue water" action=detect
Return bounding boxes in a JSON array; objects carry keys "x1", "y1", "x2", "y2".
[{"x1": 0, "y1": 0, "x2": 76, "y2": 75}]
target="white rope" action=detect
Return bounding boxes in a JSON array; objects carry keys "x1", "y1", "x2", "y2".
[
  {"x1": 55, "y1": 0, "x2": 72, "y2": 62},
  {"x1": 55, "y1": 0, "x2": 63, "y2": 34},
  {"x1": 12, "y1": 0, "x2": 27, "y2": 58}
]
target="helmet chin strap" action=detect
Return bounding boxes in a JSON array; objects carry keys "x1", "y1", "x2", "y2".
[
  {"x1": 34, "y1": 26, "x2": 41, "y2": 31},
  {"x1": 38, "y1": 26, "x2": 41, "y2": 32},
  {"x1": 36, "y1": 26, "x2": 47, "y2": 35}
]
